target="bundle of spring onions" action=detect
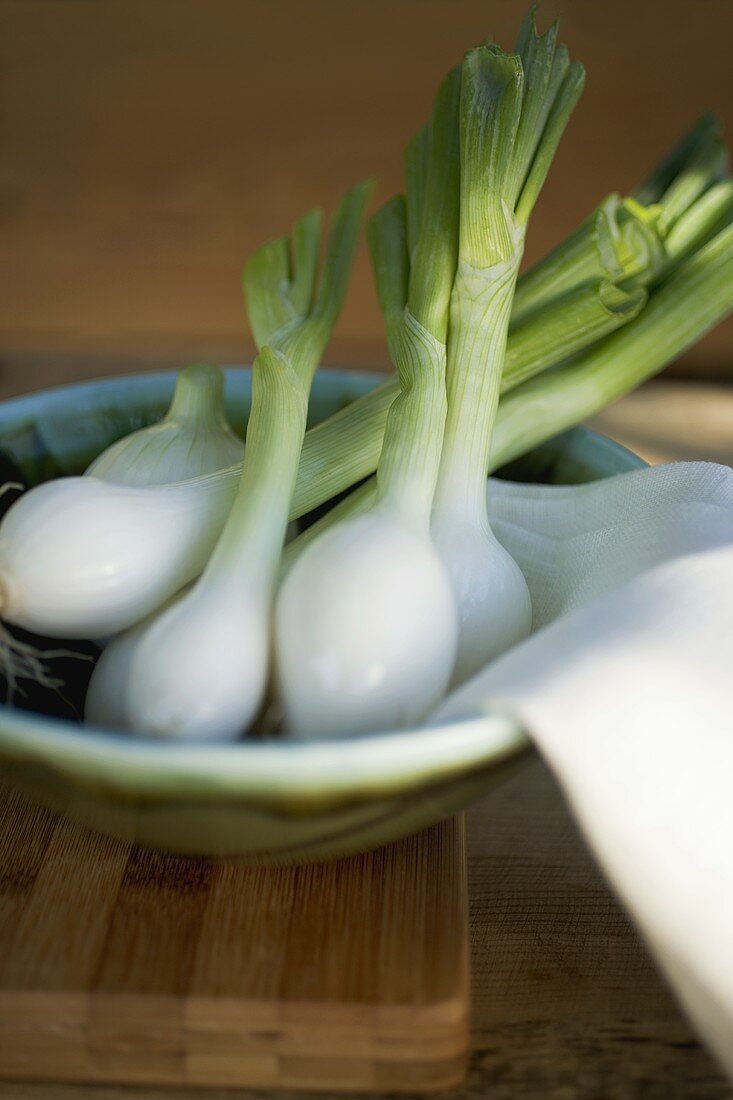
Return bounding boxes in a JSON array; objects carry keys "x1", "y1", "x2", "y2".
[{"x1": 0, "y1": 9, "x2": 732, "y2": 740}]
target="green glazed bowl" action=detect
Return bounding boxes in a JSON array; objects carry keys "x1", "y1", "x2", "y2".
[{"x1": 0, "y1": 368, "x2": 644, "y2": 863}]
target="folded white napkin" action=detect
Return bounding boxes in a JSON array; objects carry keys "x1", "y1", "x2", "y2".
[{"x1": 432, "y1": 461, "x2": 733, "y2": 1076}]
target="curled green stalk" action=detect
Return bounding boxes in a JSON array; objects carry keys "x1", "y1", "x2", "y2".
[
  {"x1": 621, "y1": 116, "x2": 730, "y2": 279},
  {"x1": 514, "y1": 113, "x2": 731, "y2": 324},
  {"x1": 511, "y1": 194, "x2": 664, "y2": 327}
]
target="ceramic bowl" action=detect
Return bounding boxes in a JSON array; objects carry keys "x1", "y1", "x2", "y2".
[{"x1": 0, "y1": 369, "x2": 644, "y2": 863}]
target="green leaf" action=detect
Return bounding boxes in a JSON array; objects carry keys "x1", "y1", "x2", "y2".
[
  {"x1": 459, "y1": 45, "x2": 524, "y2": 266},
  {"x1": 242, "y1": 234, "x2": 293, "y2": 349},
  {"x1": 312, "y1": 178, "x2": 374, "y2": 333},
  {"x1": 409, "y1": 65, "x2": 461, "y2": 340},
  {"x1": 515, "y1": 59, "x2": 585, "y2": 226},
  {"x1": 367, "y1": 196, "x2": 410, "y2": 353},
  {"x1": 657, "y1": 135, "x2": 729, "y2": 234},
  {"x1": 633, "y1": 113, "x2": 721, "y2": 206},
  {"x1": 290, "y1": 208, "x2": 324, "y2": 316},
  {"x1": 405, "y1": 124, "x2": 431, "y2": 260},
  {"x1": 662, "y1": 178, "x2": 733, "y2": 270},
  {"x1": 508, "y1": 10, "x2": 560, "y2": 209}
]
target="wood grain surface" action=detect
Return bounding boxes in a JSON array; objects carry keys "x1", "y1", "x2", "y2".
[
  {"x1": 0, "y1": 0, "x2": 732, "y2": 385},
  {"x1": 0, "y1": 787, "x2": 469, "y2": 1094},
  {"x1": 1, "y1": 753, "x2": 731, "y2": 1100}
]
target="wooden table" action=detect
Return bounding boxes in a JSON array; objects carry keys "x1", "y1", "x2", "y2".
[{"x1": 0, "y1": 379, "x2": 730, "y2": 1099}]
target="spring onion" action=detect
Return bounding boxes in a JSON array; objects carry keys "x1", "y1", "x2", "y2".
[
  {"x1": 116, "y1": 182, "x2": 371, "y2": 740},
  {"x1": 0, "y1": 471, "x2": 239, "y2": 638},
  {"x1": 429, "y1": 19, "x2": 583, "y2": 685},
  {"x1": 275, "y1": 68, "x2": 460, "y2": 737},
  {"x1": 3, "y1": 96, "x2": 719, "y2": 643}
]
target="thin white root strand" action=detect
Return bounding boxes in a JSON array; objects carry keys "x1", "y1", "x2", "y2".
[
  {"x1": 0, "y1": 482, "x2": 24, "y2": 499},
  {"x1": 0, "y1": 623, "x2": 94, "y2": 714}
]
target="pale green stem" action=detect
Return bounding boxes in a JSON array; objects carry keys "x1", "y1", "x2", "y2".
[
  {"x1": 375, "y1": 311, "x2": 447, "y2": 526},
  {"x1": 209, "y1": 176, "x2": 370, "y2": 598},
  {"x1": 432, "y1": 250, "x2": 521, "y2": 523},
  {"x1": 166, "y1": 363, "x2": 228, "y2": 427},
  {"x1": 293, "y1": 381, "x2": 394, "y2": 517},
  {"x1": 209, "y1": 349, "x2": 308, "y2": 593},
  {"x1": 511, "y1": 195, "x2": 662, "y2": 327},
  {"x1": 504, "y1": 280, "x2": 646, "y2": 388},
  {"x1": 405, "y1": 125, "x2": 431, "y2": 261},
  {"x1": 370, "y1": 63, "x2": 459, "y2": 527},
  {"x1": 661, "y1": 180, "x2": 733, "y2": 273}
]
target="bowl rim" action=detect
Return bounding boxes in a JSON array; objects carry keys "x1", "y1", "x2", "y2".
[{"x1": 0, "y1": 702, "x2": 529, "y2": 802}]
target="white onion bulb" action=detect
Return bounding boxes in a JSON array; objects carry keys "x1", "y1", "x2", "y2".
[
  {"x1": 276, "y1": 509, "x2": 458, "y2": 737},
  {"x1": 431, "y1": 515, "x2": 532, "y2": 685},
  {"x1": 124, "y1": 579, "x2": 269, "y2": 740},
  {"x1": 0, "y1": 473, "x2": 235, "y2": 638},
  {"x1": 87, "y1": 363, "x2": 244, "y2": 485}
]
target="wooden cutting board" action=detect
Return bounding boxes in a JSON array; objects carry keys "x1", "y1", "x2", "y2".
[{"x1": 0, "y1": 781, "x2": 469, "y2": 1094}]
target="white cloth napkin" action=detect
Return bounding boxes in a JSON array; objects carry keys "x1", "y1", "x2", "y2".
[{"x1": 431, "y1": 461, "x2": 733, "y2": 1076}]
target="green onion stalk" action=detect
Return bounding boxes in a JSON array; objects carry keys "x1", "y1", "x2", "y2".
[{"x1": 427, "y1": 16, "x2": 584, "y2": 684}]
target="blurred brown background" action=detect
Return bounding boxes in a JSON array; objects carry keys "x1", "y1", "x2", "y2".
[{"x1": 0, "y1": 0, "x2": 731, "y2": 395}]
